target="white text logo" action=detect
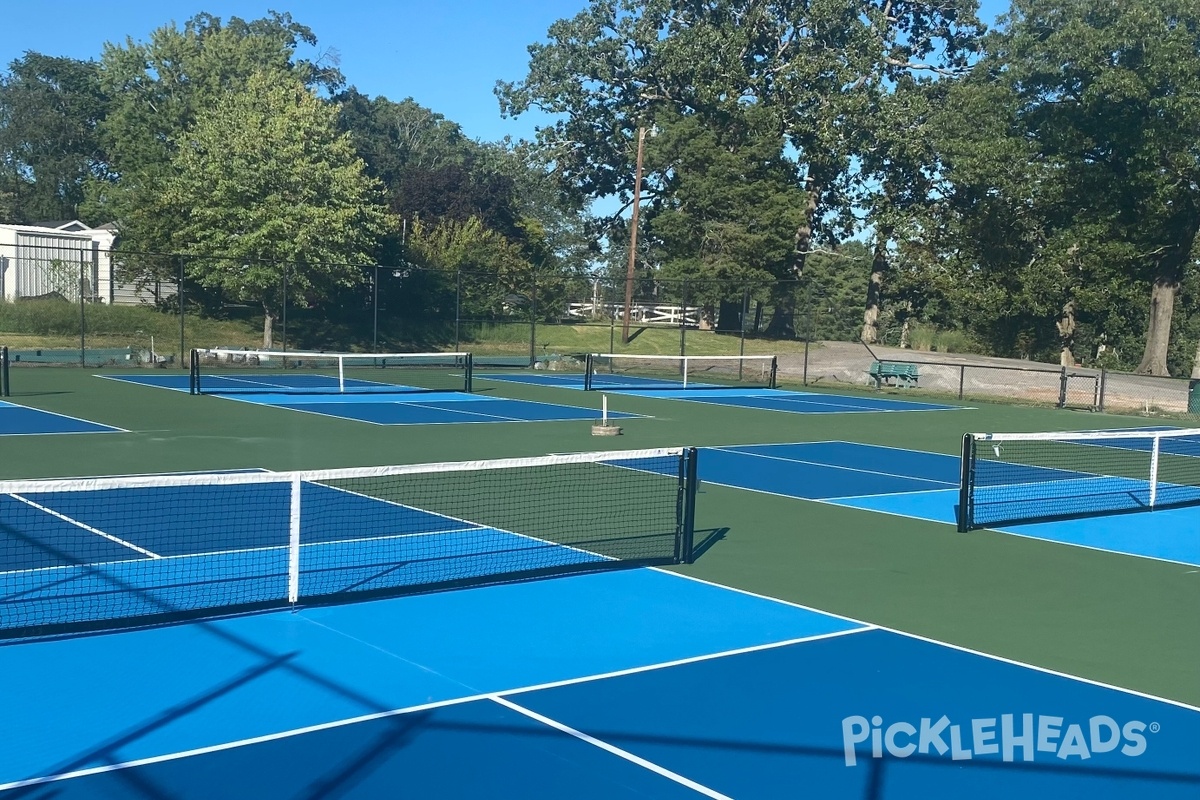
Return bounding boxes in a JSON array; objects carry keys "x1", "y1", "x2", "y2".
[{"x1": 841, "y1": 714, "x2": 1151, "y2": 767}]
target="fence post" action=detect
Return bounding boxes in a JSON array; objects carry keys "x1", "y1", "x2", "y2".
[
  {"x1": 529, "y1": 270, "x2": 537, "y2": 367},
  {"x1": 802, "y1": 280, "x2": 813, "y2": 386},
  {"x1": 1098, "y1": 369, "x2": 1107, "y2": 412},
  {"x1": 1057, "y1": 366, "x2": 1068, "y2": 408},
  {"x1": 178, "y1": 255, "x2": 186, "y2": 368},
  {"x1": 958, "y1": 365, "x2": 965, "y2": 400},
  {"x1": 610, "y1": 301, "x2": 616, "y2": 354},
  {"x1": 79, "y1": 252, "x2": 87, "y2": 367},
  {"x1": 679, "y1": 280, "x2": 688, "y2": 357},
  {"x1": 372, "y1": 265, "x2": 380, "y2": 353},
  {"x1": 454, "y1": 269, "x2": 462, "y2": 352},
  {"x1": 739, "y1": 286, "x2": 749, "y2": 380},
  {"x1": 280, "y1": 267, "x2": 288, "y2": 353}
]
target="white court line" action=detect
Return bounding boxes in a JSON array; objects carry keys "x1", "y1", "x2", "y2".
[
  {"x1": 707, "y1": 446, "x2": 958, "y2": 488},
  {"x1": 490, "y1": 695, "x2": 735, "y2": 800},
  {"x1": 0, "y1": 526, "x2": 486, "y2": 578},
  {"x1": 626, "y1": 391, "x2": 966, "y2": 415},
  {"x1": 391, "y1": 400, "x2": 527, "y2": 423},
  {"x1": 497, "y1": 627, "x2": 869, "y2": 698},
  {"x1": 743, "y1": 392, "x2": 958, "y2": 411},
  {"x1": 9, "y1": 494, "x2": 161, "y2": 559},
  {"x1": 823, "y1": 486, "x2": 956, "y2": 503},
  {"x1": 651, "y1": 568, "x2": 1200, "y2": 712},
  {"x1": 0, "y1": 400, "x2": 128, "y2": 434},
  {"x1": 0, "y1": 626, "x2": 875, "y2": 794},
  {"x1": 808, "y1": 493, "x2": 1200, "y2": 570},
  {"x1": 210, "y1": 394, "x2": 644, "y2": 427}
]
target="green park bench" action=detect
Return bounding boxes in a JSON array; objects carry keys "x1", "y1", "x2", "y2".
[{"x1": 869, "y1": 361, "x2": 920, "y2": 389}]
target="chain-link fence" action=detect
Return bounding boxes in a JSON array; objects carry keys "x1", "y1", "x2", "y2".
[
  {"x1": 852, "y1": 353, "x2": 1200, "y2": 421},
  {"x1": 2, "y1": 239, "x2": 1198, "y2": 421}
]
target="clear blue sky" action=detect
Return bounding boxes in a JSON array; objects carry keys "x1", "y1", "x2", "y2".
[
  {"x1": 2, "y1": 0, "x2": 1011, "y2": 145},
  {"x1": 0, "y1": 0, "x2": 588, "y2": 143}
]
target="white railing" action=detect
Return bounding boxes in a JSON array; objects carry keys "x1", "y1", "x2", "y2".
[{"x1": 565, "y1": 302, "x2": 699, "y2": 327}]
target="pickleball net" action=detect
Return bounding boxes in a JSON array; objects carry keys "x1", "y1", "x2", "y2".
[
  {"x1": 189, "y1": 349, "x2": 473, "y2": 395},
  {"x1": 0, "y1": 447, "x2": 697, "y2": 639},
  {"x1": 584, "y1": 354, "x2": 778, "y2": 391},
  {"x1": 957, "y1": 428, "x2": 1200, "y2": 531}
]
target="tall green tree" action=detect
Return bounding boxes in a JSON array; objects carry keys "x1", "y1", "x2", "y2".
[
  {"x1": 159, "y1": 72, "x2": 392, "y2": 347},
  {"x1": 0, "y1": 53, "x2": 109, "y2": 223},
  {"x1": 640, "y1": 108, "x2": 805, "y2": 322},
  {"x1": 498, "y1": 0, "x2": 981, "y2": 334},
  {"x1": 88, "y1": 11, "x2": 342, "y2": 256},
  {"x1": 983, "y1": 0, "x2": 1200, "y2": 375}
]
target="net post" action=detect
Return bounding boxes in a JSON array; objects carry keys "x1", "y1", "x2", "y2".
[
  {"x1": 1149, "y1": 433, "x2": 1161, "y2": 509},
  {"x1": 1, "y1": 346, "x2": 8, "y2": 397},
  {"x1": 957, "y1": 433, "x2": 975, "y2": 532},
  {"x1": 769, "y1": 356, "x2": 778, "y2": 389},
  {"x1": 337, "y1": 355, "x2": 346, "y2": 394},
  {"x1": 287, "y1": 475, "x2": 302, "y2": 605},
  {"x1": 188, "y1": 349, "x2": 200, "y2": 395},
  {"x1": 463, "y1": 352, "x2": 473, "y2": 393},
  {"x1": 681, "y1": 356, "x2": 689, "y2": 389},
  {"x1": 583, "y1": 353, "x2": 595, "y2": 391},
  {"x1": 681, "y1": 447, "x2": 698, "y2": 563}
]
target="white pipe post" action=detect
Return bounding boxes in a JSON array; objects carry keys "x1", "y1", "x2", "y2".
[
  {"x1": 288, "y1": 475, "x2": 302, "y2": 604},
  {"x1": 1149, "y1": 433, "x2": 1161, "y2": 509}
]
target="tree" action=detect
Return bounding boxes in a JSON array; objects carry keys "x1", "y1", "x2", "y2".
[
  {"x1": 640, "y1": 108, "x2": 805, "y2": 322},
  {"x1": 88, "y1": 11, "x2": 342, "y2": 257},
  {"x1": 159, "y1": 72, "x2": 392, "y2": 347},
  {"x1": 498, "y1": 0, "x2": 982, "y2": 334},
  {"x1": 985, "y1": 0, "x2": 1200, "y2": 375},
  {"x1": 0, "y1": 53, "x2": 109, "y2": 223}
]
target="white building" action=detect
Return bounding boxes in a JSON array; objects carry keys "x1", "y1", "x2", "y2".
[{"x1": 0, "y1": 221, "x2": 176, "y2": 305}]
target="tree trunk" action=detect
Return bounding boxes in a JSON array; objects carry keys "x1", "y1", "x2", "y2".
[
  {"x1": 262, "y1": 303, "x2": 275, "y2": 349},
  {"x1": 765, "y1": 287, "x2": 797, "y2": 338},
  {"x1": 790, "y1": 184, "x2": 820, "y2": 278},
  {"x1": 1134, "y1": 278, "x2": 1178, "y2": 376},
  {"x1": 1056, "y1": 299, "x2": 1076, "y2": 367},
  {"x1": 1135, "y1": 216, "x2": 1198, "y2": 376},
  {"x1": 861, "y1": 228, "x2": 892, "y2": 344}
]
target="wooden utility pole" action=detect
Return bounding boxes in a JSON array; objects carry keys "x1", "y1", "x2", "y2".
[{"x1": 622, "y1": 126, "x2": 647, "y2": 344}]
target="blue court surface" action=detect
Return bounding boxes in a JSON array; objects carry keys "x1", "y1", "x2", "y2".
[
  {"x1": 478, "y1": 372, "x2": 961, "y2": 414},
  {"x1": 0, "y1": 401, "x2": 124, "y2": 436},
  {"x1": 1, "y1": 566, "x2": 1197, "y2": 798},
  {"x1": 102, "y1": 373, "x2": 640, "y2": 425},
  {"x1": 697, "y1": 441, "x2": 1200, "y2": 567}
]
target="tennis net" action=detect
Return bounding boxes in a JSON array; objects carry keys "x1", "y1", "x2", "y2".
[
  {"x1": 189, "y1": 349, "x2": 473, "y2": 395},
  {"x1": 0, "y1": 447, "x2": 697, "y2": 639},
  {"x1": 584, "y1": 353, "x2": 778, "y2": 391},
  {"x1": 958, "y1": 428, "x2": 1200, "y2": 531}
]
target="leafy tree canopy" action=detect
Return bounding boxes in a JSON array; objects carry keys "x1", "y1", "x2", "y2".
[
  {"x1": 159, "y1": 71, "x2": 392, "y2": 346},
  {"x1": 0, "y1": 53, "x2": 108, "y2": 223}
]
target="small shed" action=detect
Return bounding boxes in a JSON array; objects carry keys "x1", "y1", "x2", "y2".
[{"x1": 0, "y1": 221, "x2": 175, "y2": 306}]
